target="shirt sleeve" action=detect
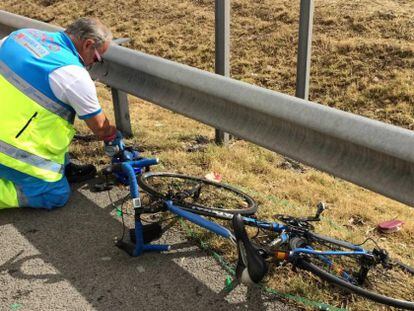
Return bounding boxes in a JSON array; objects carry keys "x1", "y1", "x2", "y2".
[
  {"x1": 0, "y1": 36, "x2": 8, "y2": 48},
  {"x1": 49, "y1": 65, "x2": 102, "y2": 119}
]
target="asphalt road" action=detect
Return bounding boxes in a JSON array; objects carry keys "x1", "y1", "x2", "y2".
[{"x1": 0, "y1": 182, "x2": 296, "y2": 311}]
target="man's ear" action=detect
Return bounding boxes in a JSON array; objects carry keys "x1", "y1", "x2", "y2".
[{"x1": 83, "y1": 38, "x2": 94, "y2": 50}]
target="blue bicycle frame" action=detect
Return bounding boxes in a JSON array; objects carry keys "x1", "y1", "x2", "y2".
[
  {"x1": 119, "y1": 160, "x2": 234, "y2": 256},
  {"x1": 119, "y1": 160, "x2": 369, "y2": 260}
]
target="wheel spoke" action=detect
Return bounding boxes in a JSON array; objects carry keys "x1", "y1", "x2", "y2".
[{"x1": 138, "y1": 172, "x2": 257, "y2": 219}]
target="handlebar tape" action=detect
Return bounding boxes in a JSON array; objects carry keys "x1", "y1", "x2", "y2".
[{"x1": 121, "y1": 163, "x2": 139, "y2": 198}]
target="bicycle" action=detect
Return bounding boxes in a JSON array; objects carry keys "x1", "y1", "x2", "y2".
[
  {"x1": 99, "y1": 147, "x2": 257, "y2": 256},
  {"x1": 102, "y1": 148, "x2": 414, "y2": 310}
]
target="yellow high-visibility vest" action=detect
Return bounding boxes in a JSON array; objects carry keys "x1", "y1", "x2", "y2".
[
  {"x1": 0, "y1": 61, "x2": 75, "y2": 182},
  {"x1": 0, "y1": 29, "x2": 82, "y2": 182}
]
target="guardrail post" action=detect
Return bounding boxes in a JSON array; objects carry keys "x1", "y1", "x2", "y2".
[
  {"x1": 111, "y1": 38, "x2": 133, "y2": 138},
  {"x1": 295, "y1": 0, "x2": 314, "y2": 100},
  {"x1": 111, "y1": 88, "x2": 133, "y2": 138},
  {"x1": 215, "y1": 0, "x2": 231, "y2": 145}
]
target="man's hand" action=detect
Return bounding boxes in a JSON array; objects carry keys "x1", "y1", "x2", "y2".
[
  {"x1": 104, "y1": 130, "x2": 125, "y2": 157},
  {"x1": 83, "y1": 112, "x2": 124, "y2": 156}
]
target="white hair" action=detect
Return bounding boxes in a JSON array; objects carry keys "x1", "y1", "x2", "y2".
[{"x1": 65, "y1": 17, "x2": 112, "y2": 47}]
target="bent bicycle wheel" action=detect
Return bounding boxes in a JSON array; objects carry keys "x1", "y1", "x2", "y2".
[
  {"x1": 292, "y1": 235, "x2": 414, "y2": 310},
  {"x1": 138, "y1": 172, "x2": 257, "y2": 219}
]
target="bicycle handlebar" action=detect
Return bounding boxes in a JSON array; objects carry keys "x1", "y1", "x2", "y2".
[{"x1": 120, "y1": 158, "x2": 159, "y2": 199}]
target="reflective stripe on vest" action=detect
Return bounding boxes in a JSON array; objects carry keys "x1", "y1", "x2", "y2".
[
  {"x1": 0, "y1": 140, "x2": 63, "y2": 174},
  {"x1": 0, "y1": 61, "x2": 75, "y2": 123}
]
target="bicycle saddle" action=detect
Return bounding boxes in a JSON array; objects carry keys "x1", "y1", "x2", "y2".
[{"x1": 232, "y1": 214, "x2": 268, "y2": 284}]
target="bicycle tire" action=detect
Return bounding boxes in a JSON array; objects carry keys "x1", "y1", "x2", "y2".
[
  {"x1": 291, "y1": 235, "x2": 414, "y2": 310},
  {"x1": 138, "y1": 172, "x2": 257, "y2": 219}
]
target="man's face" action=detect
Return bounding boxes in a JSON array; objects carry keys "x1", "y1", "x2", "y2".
[{"x1": 80, "y1": 38, "x2": 110, "y2": 67}]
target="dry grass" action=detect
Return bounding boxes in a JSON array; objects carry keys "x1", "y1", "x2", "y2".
[
  {"x1": 70, "y1": 87, "x2": 414, "y2": 310},
  {"x1": 1, "y1": 0, "x2": 413, "y2": 126},
  {"x1": 1, "y1": 0, "x2": 413, "y2": 309}
]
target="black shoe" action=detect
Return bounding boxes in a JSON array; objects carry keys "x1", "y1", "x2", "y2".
[{"x1": 65, "y1": 162, "x2": 97, "y2": 183}]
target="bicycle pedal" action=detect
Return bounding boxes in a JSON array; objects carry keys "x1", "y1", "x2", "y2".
[{"x1": 130, "y1": 223, "x2": 163, "y2": 244}]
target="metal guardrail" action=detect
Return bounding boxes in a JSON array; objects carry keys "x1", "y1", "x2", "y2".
[{"x1": 1, "y1": 10, "x2": 413, "y2": 207}]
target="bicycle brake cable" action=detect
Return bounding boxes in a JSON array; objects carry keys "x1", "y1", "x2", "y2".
[
  {"x1": 106, "y1": 174, "x2": 128, "y2": 242},
  {"x1": 355, "y1": 237, "x2": 381, "y2": 249}
]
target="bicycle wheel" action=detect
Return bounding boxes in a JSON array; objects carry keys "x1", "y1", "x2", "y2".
[
  {"x1": 138, "y1": 172, "x2": 257, "y2": 219},
  {"x1": 292, "y1": 234, "x2": 414, "y2": 310}
]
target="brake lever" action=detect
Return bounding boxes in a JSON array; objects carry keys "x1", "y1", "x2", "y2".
[
  {"x1": 303, "y1": 202, "x2": 327, "y2": 221},
  {"x1": 315, "y1": 202, "x2": 326, "y2": 218}
]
